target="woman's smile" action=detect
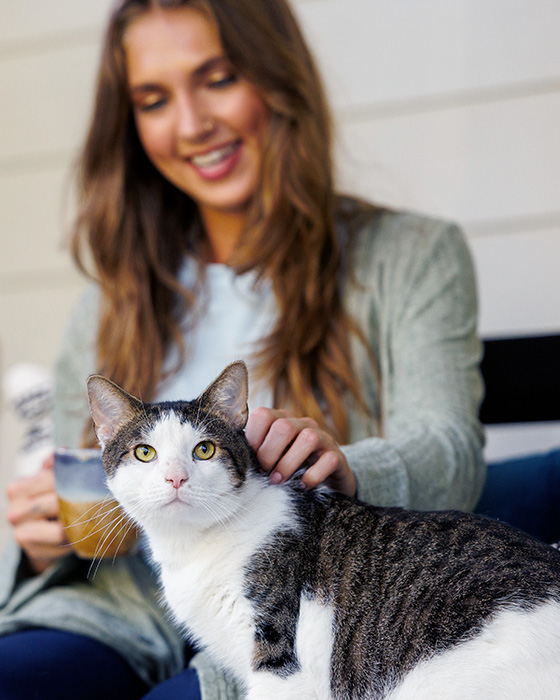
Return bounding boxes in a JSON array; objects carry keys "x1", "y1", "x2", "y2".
[{"x1": 186, "y1": 139, "x2": 243, "y2": 180}]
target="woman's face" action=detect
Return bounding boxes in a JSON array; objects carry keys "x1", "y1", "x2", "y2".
[{"x1": 123, "y1": 6, "x2": 268, "y2": 224}]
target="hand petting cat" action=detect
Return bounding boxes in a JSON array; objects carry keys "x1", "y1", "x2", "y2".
[{"x1": 245, "y1": 407, "x2": 358, "y2": 498}]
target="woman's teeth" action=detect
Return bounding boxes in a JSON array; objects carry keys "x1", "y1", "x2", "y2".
[{"x1": 191, "y1": 142, "x2": 238, "y2": 168}]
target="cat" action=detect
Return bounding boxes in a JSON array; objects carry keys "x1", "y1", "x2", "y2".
[{"x1": 87, "y1": 361, "x2": 560, "y2": 700}]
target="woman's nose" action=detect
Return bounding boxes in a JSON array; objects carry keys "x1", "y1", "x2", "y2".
[{"x1": 176, "y1": 93, "x2": 214, "y2": 142}]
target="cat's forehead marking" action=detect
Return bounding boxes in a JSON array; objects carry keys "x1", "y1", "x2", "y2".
[{"x1": 145, "y1": 411, "x2": 205, "y2": 449}]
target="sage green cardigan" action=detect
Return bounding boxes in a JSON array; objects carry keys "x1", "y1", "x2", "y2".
[{"x1": 0, "y1": 210, "x2": 485, "y2": 698}]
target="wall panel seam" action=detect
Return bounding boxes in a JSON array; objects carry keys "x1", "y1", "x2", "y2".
[
  {"x1": 337, "y1": 78, "x2": 560, "y2": 123},
  {"x1": 464, "y1": 211, "x2": 560, "y2": 239}
]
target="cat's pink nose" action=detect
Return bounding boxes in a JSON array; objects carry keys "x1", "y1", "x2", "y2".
[{"x1": 165, "y1": 474, "x2": 188, "y2": 489}]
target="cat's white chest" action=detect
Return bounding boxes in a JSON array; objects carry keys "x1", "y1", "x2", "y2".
[
  {"x1": 155, "y1": 481, "x2": 296, "y2": 678},
  {"x1": 161, "y1": 544, "x2": 256, "y2": 676}
]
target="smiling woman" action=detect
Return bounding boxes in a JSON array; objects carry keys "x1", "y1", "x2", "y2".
[
  {"x1": 124, "y1": 6, "x2": 269, "y2": 259},
  {"x1": 73, "y1": 0, "x2": 360, "y2": 448}
]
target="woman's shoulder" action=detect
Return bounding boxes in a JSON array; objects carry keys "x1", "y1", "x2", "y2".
[
  {"x1": 345, "y1": 201, "x2": 462, "y2": 248},
  {"x1": 339, "y1": 199, "x2": 471, "y2": 277}
]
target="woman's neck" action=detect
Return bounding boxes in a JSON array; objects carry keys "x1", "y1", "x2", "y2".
[{"x1": 200, "y1": 207, "x2": 246, "y2": 264}]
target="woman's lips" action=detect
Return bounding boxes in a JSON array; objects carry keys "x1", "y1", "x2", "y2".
[{"x1": 187, "y1": 140, "x2": 242, "y2": 181}]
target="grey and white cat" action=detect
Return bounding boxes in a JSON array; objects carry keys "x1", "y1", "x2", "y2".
[{"x1": 87, "y1": 361, "x2": 560, "y2": 700}]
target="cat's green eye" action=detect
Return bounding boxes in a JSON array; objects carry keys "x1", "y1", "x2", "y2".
[
  {"x1": 134, "y1": 445, "x2": 157, "y2": 463},
  {"x1": 193, "y1": 441, "x2": 216, "y2": 461}
]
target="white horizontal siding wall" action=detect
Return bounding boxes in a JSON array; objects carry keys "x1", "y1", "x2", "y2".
[
  {"x1": 295, "y1": 0, "x2": 560, "y2": 463},
  {"x1": 1, "y1": 0, "x2": 559, "y2": 547},
  {"x1": 0, "y1": 0, "x2": 114, "y2": 550}
]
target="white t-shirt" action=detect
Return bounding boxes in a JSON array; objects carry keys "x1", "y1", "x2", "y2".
[{"x1": 155, "y1": 260, "x2": 276, "y2": 411}]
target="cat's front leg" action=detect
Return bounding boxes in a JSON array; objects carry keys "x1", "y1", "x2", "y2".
[
  {"x1": 246, "y1": 618, "x2": 325, "y2": 699},
  {"x1": 246, "y1": 589, "x2": 335, "y2": 699}
]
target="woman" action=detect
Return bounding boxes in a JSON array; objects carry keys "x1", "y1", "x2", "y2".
[{"x1": 0, "y1": 1, "x2": 485, "y2": 698}]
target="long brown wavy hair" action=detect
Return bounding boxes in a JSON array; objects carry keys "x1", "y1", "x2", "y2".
[{"x1": 72, "y1": 0, "x2": 376, "y2": 443}]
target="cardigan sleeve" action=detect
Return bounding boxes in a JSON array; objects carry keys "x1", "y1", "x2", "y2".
[
  {"x1": 53, "y1": 284, "x2": 100, "y2": 448},
  {"x1": 342, "y1": 212, "x2": 486, "y2": 512}
]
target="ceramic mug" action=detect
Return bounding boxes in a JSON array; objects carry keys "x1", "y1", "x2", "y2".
[{"x1": 54, "y1": 447, "x2": 137, "y2": 559}]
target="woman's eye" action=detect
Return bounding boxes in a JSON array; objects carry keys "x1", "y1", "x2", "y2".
[
  {"x1": 134, "y1": 445, "x2": 157, "y2": 462},
  {"x1": 135, "y1": 96, "x2": 166, "y2": 112},
  {"x1": 193, "y1": 441, "x2": 216, "y2": 460},
  {"x1": 207, "y1": 71, "x2": 236, "y2": 89}
]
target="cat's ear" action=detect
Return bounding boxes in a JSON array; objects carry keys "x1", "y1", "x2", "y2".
[
  {"x1": 200, "y1": 361, "x2": 249, "y2": 430},
  {"x1": 87, "y1": 375, "x2": 142, "y2": 448}
]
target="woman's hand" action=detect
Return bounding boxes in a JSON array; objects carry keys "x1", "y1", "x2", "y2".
[
  {"x1": 5, "y1": 455, "x2": 68, "y2": 574},
  {"x1": 245, "y1": 407, "x2": 357, "y2": 497}
]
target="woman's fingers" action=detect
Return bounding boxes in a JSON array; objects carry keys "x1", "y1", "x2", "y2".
[
  {"x1": 6, "y1": 489, "x2": 60, "y2": 527},
  {"x1": 245, "y1": 407, "x2": 357, "y2": 497},
  {"x1": 6, "y1": 469, "x2": 58, "y2": 524},
  {"x1": 5, "y1": 456, "x2": 69, "y2": 573},
  {"x1": 271, "y1": 423, "x2": 323, "y2": 479},
  {"x1": 298, "y1": 449, "x2": 341, "y2": 490},
  {"x1": 12, "y1": 519, "x2": 68, "y2": 565},
  {"x1": 6, "y1": 465, "x2": 55, "y2": 499},
  {"x1": 256, "y1": 417, "x2": 317, "y2": 473},
  {"x1": 245, "y1": 406, "x2": 291, "y2": 454},
  {"x1": 247, "y1": 408, "x2": 318, "y2": 476},
  {"x1": 311, "y1": 453, "x2": 357, "y2": 497}
]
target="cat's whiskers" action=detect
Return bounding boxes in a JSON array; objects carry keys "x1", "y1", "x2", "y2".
[
  {"x1": 62, "y1": 492, "x2": 116, "y2": 530},
  {"x1": 94, "y1": 510, "x2": 129, "y2": 554},
  {"x1": 60, "y1": 493, "x2": 112, "y2": 525},
  {"x1": 117, "y1": 493, "x2": 153, "y2": 524},
  {"x1": 59, "y1": 490, "x2": 141, "y2": 578},
  {"x1": 197, "y1": 497, "x2": 236, "y2": 534},
  {"x1": 60, "y1": 499, "x2": 127, "y2": 552},
  {"x1": 87, "y1": 513, "x2": 137, "y2": 579},
  {"x1": 196, "y1": 494, "x2": 253, "y2": 541},
  {"x1": 87, "y1": 516, "x2": 124, "y2": 577}
]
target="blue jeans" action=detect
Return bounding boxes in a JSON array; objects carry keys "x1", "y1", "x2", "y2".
[
  {"x1": 475, "y1": 448, "x2": 560, "y2": 543},
  {"x1": 0, "y1": 629, "x2": 201, "y2": 700}
]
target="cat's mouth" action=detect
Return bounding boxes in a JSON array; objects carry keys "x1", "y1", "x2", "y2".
[{"x1": 164, "y1": 491, "x2": 190, "y2": 507}]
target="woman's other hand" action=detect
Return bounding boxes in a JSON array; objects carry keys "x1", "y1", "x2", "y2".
[
  {"x1": 245, "y1": 407, "x2": 357, "y2": 497},
  {"x1": 5, "y1": 455, "x2": 68, "y2": 574}
]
